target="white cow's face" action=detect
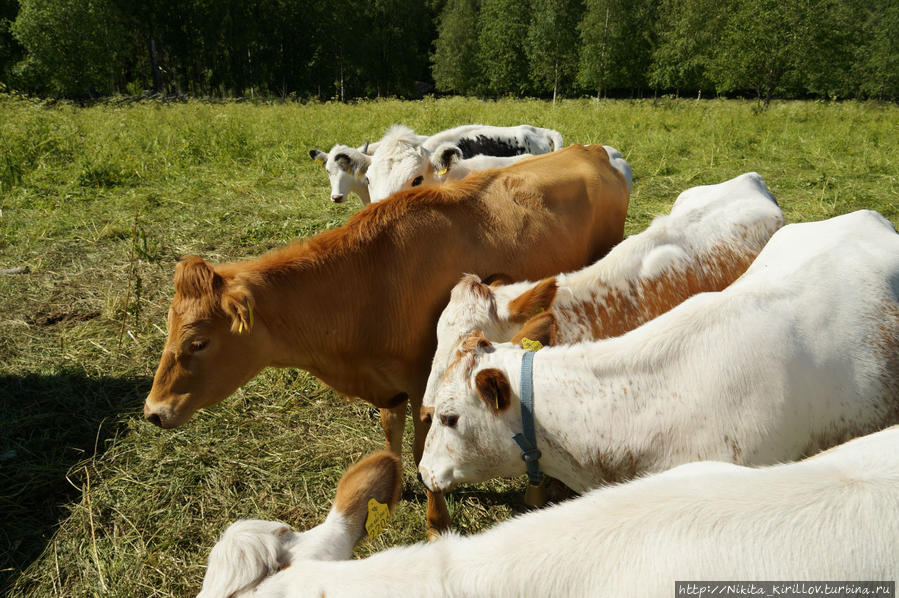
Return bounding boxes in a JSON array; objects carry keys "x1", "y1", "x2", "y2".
[
  {"x1": 419, "y1": 332, "x2": 524, "y2": 493},
  {"x1": 367, "y1": 142, "x2": 429, "y2": 202},
  {"x1": 311, "y1": 145, "x2": 371, "y2": 204},
  {"x1": 423, "y1": 275, "x2": 504, "y2": 411}
]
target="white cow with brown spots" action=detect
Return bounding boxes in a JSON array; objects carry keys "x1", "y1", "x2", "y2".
[
  {"x1": 199, "y1": 427, "x2": 899, "y2": 597},
  {"x1": 419, "y1": 210, "x2": 899, "y2": 495},
  {"x1": 422, "y1": 172, "x2": 784, "y2": 413}
]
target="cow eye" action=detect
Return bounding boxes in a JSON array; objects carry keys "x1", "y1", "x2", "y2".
[
  {"x1": 411, "y1": 175, "x2": 423, "y2": 187},
  {"x1": 189, "y1": 338, "x2": 209, "y2": 353},
  {"x1": 439, "y1": 413, "x2": 459, "y2": 428}
]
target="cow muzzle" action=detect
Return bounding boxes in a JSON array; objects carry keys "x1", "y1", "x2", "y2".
[
  {"x1": 143, "y1": 399, "x2": 188, "y2": 429},
  {"x1": 330, "y1": 194, "x2": 345, "y2": 203}
]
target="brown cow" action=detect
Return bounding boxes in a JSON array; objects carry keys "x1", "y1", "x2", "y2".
[{"x1": 143, "y1": 144, "x2": 629, "y2": 537}]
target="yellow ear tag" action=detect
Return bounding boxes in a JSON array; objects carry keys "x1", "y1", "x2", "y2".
[
  {"x1": 436, "y1": 167, "x2": 448, "y2": 176},
  {"x1": 238, "y1": 321, "x2": 244, "y2": 334},
  {"x1": 365, "y1": 498, "x2": 390, "y2": 540},
  {"x1": 521, "y1": 337, "x2": 543, "y2": 352}
]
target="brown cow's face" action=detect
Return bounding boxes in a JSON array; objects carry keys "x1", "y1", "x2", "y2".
[{"x1": 144, "y1": 257, "x2": 265, "y2": 429}]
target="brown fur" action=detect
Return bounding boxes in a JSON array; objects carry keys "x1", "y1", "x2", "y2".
[
  {"x1": 144, "y1": 144, "x2": 629, "y2": 534},
  {"x1": 510, "y1": 311, "x2": 557, "y2": 347},
  {"x1": 333, "y1": 452, "x2": 403, "y2": 534},
  {"x1": 508, "y1": 278, "x2": 559, "y2": 322},
  {"x1": 547, "y1": 235, "x2": 766, "y2": 344},
  {"x1": 475, "y1": 369, "x2": 513, "y2": 414}
]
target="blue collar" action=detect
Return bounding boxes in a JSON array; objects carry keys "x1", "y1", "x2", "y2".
[{"x1": 512, "y1": 350, "x2": 544, "y2": 486}]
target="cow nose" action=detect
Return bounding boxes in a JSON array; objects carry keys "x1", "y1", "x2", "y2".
[
  {"x1": 331, "y1": 194, "x2": 344, "y2": 203},
  {"x1": 146, "y1": 412, "x2": 163, "y2": 427}
]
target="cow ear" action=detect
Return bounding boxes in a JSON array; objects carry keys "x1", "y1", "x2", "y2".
[
  {"x1": 335, "y1": 152, "x2": 369, "y2": 176},
  {"x1": 221, "y1": 285, "x2": 255, "y2": 334},
  {"x1": 174, "y1": 256, "x2": 221, "y2": 299},
  {"x1": 508, "y1": 278, "x2": 558, "y2": 322},
  {"x1": 310, "y1": 149, "x2": 327, "y2": 163},
  {"x1": 475, "y1": 369, "x2": 512, "y2": 414},
  {"x1": 433, "y1": 144, "x2": 462, "y2": 175},
  {"x1": 460, "y1": 329, "x2": 493, "y2": 354},
  {"x1": 510, "y1": 312, "x2": 557, "y2": 348}
]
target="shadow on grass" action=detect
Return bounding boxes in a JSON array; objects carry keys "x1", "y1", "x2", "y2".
[{"x1": 0, "y1": 370, "x2": 151, "y2": 591}]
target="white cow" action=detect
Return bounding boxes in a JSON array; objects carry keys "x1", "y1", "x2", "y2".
[
  {"x1": 423, "y1": 172, "x2": 784, "y2": 413},
  {"x1": 419, "y1": 210, "x2": 899, "y2": 495},
  {"x1": 309, "y1": 143, "x2": 377, "y2": 205},
  {"x1": 199, "y1": 426, "x2": 899, "y2": 597},
  {"x1": 366, "y1": 124, "x2": 564, "y2": 202}
]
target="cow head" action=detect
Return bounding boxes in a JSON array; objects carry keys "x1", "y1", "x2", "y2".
[
  {"x1": 423, "y1": 275, "x2": 559, "y2": 411},
  {"x1": 310, "y1": 144, "x2": 371, "y2": 204},
  {"x1": 418, "y1": 331, "x2": 527, "y2": 493},
  {"x1": 143, "y1": 257, "x2": 270, "y2": 429},
  {"x1": 367, "y1": 126, "x2": 431, "y2": 202}
]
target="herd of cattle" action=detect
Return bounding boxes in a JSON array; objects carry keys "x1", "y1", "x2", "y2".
[{"x1": 139, "y1": 123, "x2": 899, "y2": 596}]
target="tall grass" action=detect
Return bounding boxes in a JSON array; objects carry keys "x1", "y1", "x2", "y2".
[{"x1": 1, "y1": 95, "x2": 897, "y2": 597}]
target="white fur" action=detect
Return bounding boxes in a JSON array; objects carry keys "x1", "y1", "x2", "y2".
[
  {"x1": 601, "y1": 145, "x2": 633, "y2": 191},
  {"x1": 311, "y1": 143, "x2": 375, "y2": 206},
  {"x1": 198, "y1": 509, "x2": 357, "y2": 598},
  {"x1": 367, "y1": 124, "x2": 564, "y2": 201},
  {"x1": 420, "y1": 144, "x2": 534, "y2": 186},
  {"x1": 423, "y1": 172, "x2": 784, "y2": 411},
  {"x1": 201, "y1": 426, "x2": 899, "y2": 597},
  {"x1": 420, "y1": 210, "x2": 899, "y2": 493}
]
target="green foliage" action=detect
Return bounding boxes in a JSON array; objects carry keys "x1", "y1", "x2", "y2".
[
  {"x1": 477, "y1": 0, "x2": 531, "y2": 95},
  {"x1": 577, "y1": 0, "x2": 658, "y2": 97},
  {"x1": 11, "y1": 0, "x2": 132, "y2": 97},
  {"x1": 649, "y1": 0, "x2": 720, "y2": 94},
  {"x1": 852, "y1": 0, "x2": 899, "y2": 100},
  {"x1": 1, "y1": 97, "x2": 897, "y2": 596},
  {"x1": 432, "y1": 0, "x2": 482, "y2": 94},
  {"x1": 526, "y1": 0, "x2": 583, "y2": 101}
]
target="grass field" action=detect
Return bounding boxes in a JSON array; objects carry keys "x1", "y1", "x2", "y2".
[{"x1": 1, "y1": 95, "x2": 897, "y2": 597}]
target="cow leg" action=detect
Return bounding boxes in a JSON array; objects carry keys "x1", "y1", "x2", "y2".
[
  {"x1": 410, "y1": 393, "x2": 451, "y2": 539},
  {"x1": 379, "y1": 402, "x2": 407, "y2": 457}
]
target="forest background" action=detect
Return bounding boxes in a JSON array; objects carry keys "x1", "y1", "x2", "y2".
[{"x1": 0, "y1": 0, "x2": 897, "y2": 103}]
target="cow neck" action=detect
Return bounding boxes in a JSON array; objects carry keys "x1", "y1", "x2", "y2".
[
  {"x1": 497, "y1": 338, "x2": 678, "y2": 494},
  {"x1": 238, "y1": 243, "x2": 416, "y2": 404}
]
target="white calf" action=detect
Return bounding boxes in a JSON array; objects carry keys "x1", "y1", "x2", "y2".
[
  {"x1": 200, "y1": 427, "x2": 899, "y2": 597},
  {"x1": 197, "y1": 452, "x2": 402, "y2": 598},
  {"x1": 309, "y1": 143, "x2": 376, "y2": 205},
  {"x1": 423, "y1": 172, "x2": 784, "y2": 412},
  {"x1": 367, "y1": 124, "x2": 564, "y2": 201},
  {"x1": 420, "y1": 210, "x2": 899, "y2": 494}
]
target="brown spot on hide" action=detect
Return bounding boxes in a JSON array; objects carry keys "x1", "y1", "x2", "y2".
[{"x1": 554, "y1": 236, "x2": 765, "y2": 344}]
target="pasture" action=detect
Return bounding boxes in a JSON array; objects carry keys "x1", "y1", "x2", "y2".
[{"x1": 1, "y1": 95, "x2": 897, "y2": 597}]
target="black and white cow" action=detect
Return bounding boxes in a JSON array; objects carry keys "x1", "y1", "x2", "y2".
[{"x1": 366, "y1": 124, "x2": 564, "y2": 202}]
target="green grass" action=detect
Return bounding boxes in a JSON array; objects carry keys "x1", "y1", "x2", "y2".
[{"x1": 1, "y1": 95, "x2": 897, "y2": 597}]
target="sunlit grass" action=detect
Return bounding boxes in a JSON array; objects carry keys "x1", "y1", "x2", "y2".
[{"x1": 1, "y1": 95, "x2": 897, "y2": 597}]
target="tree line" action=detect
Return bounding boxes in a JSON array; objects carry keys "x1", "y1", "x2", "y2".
[{"x1": 0, "y1": 0, "x2": 896, "y2": 102}]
